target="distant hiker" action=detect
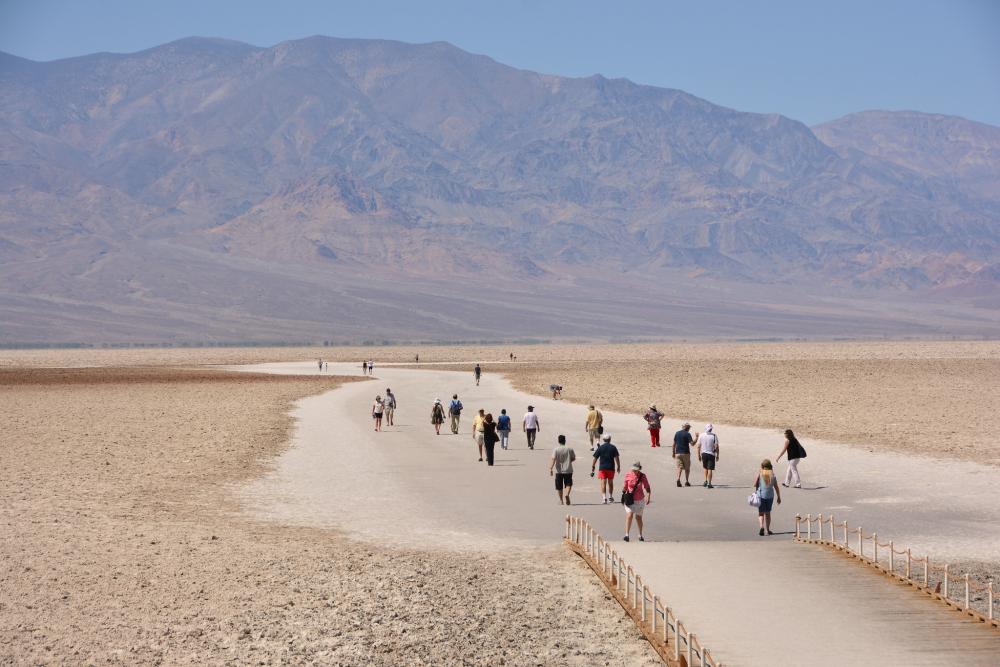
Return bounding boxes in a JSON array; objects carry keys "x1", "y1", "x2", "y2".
[
  {"x1": 415, "y1": 354, "x2": 419, "y2": 363},
  {"x1": 449, "y1": 394, "x2": 463, "y2": 434},
  {"x1": 695, "y1": 423, "x2": 720, "y2": 488},
  {"x1": 523, "y1": 406, "x2": 540, "y2": 450},
  {"x1": 483, "y1": 413, "x2": 499, "y2": 466},
  {"x1": 777, "y1": 429, "x2": 807, "y2": 488},
  {"x1": 431, "y1": 399, "x2": 446, "y2": 435},
  {"x1": 497, "y1": 409, "x2": 512, "y2": 449},
  {"x1": 368, "y1": 360, "x2": 375, "y2": 375},
  {"x1": 317, "y1": 359, "x2": 323, "y2": 372},
  {"x1": 474, "y1": 363, "x2": 482, "y2": 386},
  {"x1": 549, "y1": 435, "x2": 576, "y2": 505},
  {"x1": 549, "y1": 384, "x2": 562, "y2": 399},
  {"x1": 591, "y1": 434, "x2": 621, "y2": 504},
  {"x1": 323, "y1": 362, "x2": 328, "y2": 372},
  {"x1": 644, "y1": 405, "x2": 664, "y2": 447},
  {"x1": 372, "y1": 396, "x2": 384, "y2": 432},
  {"x1": 509, "y1": 352, "x2": 514, "y2": 361},
  {"x1": 585, "y1": 404, "x2": 604, "y2": 450},
  {"x1": 384, "y1": 388, "x2": 397, "y2": 426},
  {"x1": 622, "y1": 462, "x2": 651, "y2": 542},
  {"x1": 753, "y1": 459, "x2": 781, "y2": 536},
  {"x1": 672, "y1": 422, "x2": 694, "y2": 487},
  {"x1": 362, "y1": 360, "x2": 368, "y2": 374},
  {"x1": 472, "y1": 408, "x2": 486, "y2": 461}
]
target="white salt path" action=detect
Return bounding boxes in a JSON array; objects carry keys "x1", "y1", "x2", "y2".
[{"x1": 234, "y1": 361, "x2": 1000, "y2": 665}]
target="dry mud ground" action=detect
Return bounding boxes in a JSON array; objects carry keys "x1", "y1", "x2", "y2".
[{"x1": 1, "y1": 368, "x2": 657, "y2": 665}]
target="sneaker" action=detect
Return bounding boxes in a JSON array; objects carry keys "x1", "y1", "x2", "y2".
[
  {"x1": 767, "y1": 530, "x2": 774, "y2": 536},
  {"x1": 781, "y1": 483, "x2": 789, "y2": 487},
  {"x1": 676, "y1": 480, "x2": 682, "y2": 487},
  {"x1": 759, "y1": 528, "x2": 765, "y2": 536},
  {"x1": 684, "y1": 482, "x2": 691, "y2": 487},
  {"x1": 478, "y1": 457, "x2": 483, "y2": 462},
  {"x1": 794, "y1": 485, "x2": 802, "y2": 489},
  {"x1": 707, "y1": 484, "x2": 714, "y2": 489},
  {"x1": 703, "y1": 481, "x2": 708, "y2": 487},
  {"x1": 623, "y1": 536, "x2": 630, "y2": 542},
  {"x1": 565, "y1": 497, "x2": 571, "y2": 505},
  {"x1": 638, "y1": 536, "x2": 645, "y2": 542}
]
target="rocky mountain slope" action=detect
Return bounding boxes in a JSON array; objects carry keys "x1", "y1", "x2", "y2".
[{"x1": 1, "y1": 36, "x2": 997, "y2": 343}]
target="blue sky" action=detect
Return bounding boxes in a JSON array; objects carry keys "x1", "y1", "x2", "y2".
[{"x1": 1, "y1": 0, "x2": 998, "y2": 127}]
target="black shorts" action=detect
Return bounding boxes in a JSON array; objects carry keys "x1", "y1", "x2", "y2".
[
  {"x1": 701, "y1": 453, "x2": 716, "y2": 470},
  {"x1": 555, "y1": 473, "x2": 573, "y2": 490}
]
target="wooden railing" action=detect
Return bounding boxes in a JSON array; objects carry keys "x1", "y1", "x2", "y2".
[
  {"x1": 795, "y1": 513, "x2": 997, "y2": 629},
  {"x1": 565, "y1": 515, "x2": 723, "y2": 666}
]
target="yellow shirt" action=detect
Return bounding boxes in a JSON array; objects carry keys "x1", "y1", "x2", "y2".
[
  {"x1": 586, "y1": 409, "x2": 603, "y2": 430},
  {"x1": 472, "y1": 414, "x2": 486, "y2": 432}
]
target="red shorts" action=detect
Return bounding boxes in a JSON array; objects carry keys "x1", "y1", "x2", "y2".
[{"x1": 597, "y1": 469, "x2": 615, "y2": 480}]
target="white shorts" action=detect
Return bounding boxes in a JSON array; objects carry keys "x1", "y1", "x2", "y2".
[
  {"x1": 475, "y1": 433, "x2": 485, "y2": 446},
  {"x1": 625, "y1": 499, "x2": 646, "y2": 516}
]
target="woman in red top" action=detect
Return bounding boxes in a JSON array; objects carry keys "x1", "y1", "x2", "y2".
[{"x1": 623, "y1": 462, "x2": 652, "y2": 542}]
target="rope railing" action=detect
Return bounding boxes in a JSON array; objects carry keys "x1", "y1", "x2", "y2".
[
  {"x1": 795, "y1": 513, "x2": 997, "y2": 630},
  {"x1": 565, "y1": 515, "x2": 723, "y2": 666}
]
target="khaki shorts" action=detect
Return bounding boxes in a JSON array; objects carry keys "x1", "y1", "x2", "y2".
[
  {"x1": 675, "y1": 453, "x2": 691, "y2": 472},
  {"x1": 588, "y1": 429, "x2": 601, "y2": 440},
  {"x1": 625, "y1": 499, "x2": 646, "y2": 516}
]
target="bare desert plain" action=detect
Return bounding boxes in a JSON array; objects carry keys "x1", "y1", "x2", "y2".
[{"x1": 2, "y1": 340, "x2": 999, "y2": 664}]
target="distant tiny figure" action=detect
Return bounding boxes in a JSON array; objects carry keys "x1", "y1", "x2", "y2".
[
  {"x1": 483, "y1": 413, "x2": 498, "y2": 466},
  {"x1": 368, "y1": 360, "x2": 375, "y2": 375},
  {"x1": 317, "y1": 358, "x2": 323, "y2": 372},
  {"x1": 672, "y1": 422, "x2": 694, "y2": 487},
  {"x1": 509, "y1": 352, "x2": 514, "y2": 361},
  {"x1": 372, "y1": 395, "x2": 384, "y2": 432},
  {"x1": 549, "y1": 434, "x2": 576, "y2": 505},
  {"x1": 472, "y1": 408, "x2": 486, "y2": 461},
  {"x1": 384, "y1": 388, "x2": 397, "y2": 426},
  {"x1": 474, "y1": 363, "x2": 482, "y2": 386},
  {"x1": 323, "y1": 362, "x2": 328, "y2": 372},
  {"x1": 777, "y1": 429, "x2": 807, "y2": 488},
  {"x1": 415, "y1": 354, "x2": 419, "y2": 363},
  {"x1": 622, "y1": 461, "x2": 651, "y2": 542},
  {"x1": 549, "y1": 384, "x2": 562, "y2": 399},
  {"x1": 523, "y1": 405, "x2": 540, "y2": 450},
  {"x1": 362, "y1": 360, "x2": 368, "y2": 374},
  {"x1": 585, "y1": 404, "x2": 604, "y2": 450},
  {"x1": 644, "y1": 404, "x2": 664, "y2": 447},
  {"x1": 591, "y1": 434, "x2": 621, "y2": 504},
  {"x1": 753, "y1": 459, "x2": 781, "y2": 535},
  {"x1": 431, "y1": 398, "x2": 445, "y2": 435},
  {"x1": 449, "y1": 394, "x2": 463, "y2": 434},
  {"x1": 695, "y1": 423, "x2": 720, "y2": 488},
  {"x1": 497, "y1": 409, "x2": 512, "y2": 449}
]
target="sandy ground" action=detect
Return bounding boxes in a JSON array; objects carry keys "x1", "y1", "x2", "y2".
[
  {"x1": 4, "y1": 341, "x2": 997, "y2": 466},
  {"x1": 1, "y1": 368, "x2": 658, "y2": 665}
]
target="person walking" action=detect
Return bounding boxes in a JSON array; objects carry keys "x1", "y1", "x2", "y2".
[
  {"x1": 368, "y1": 360, "x2": 375, "y2": 375},
  {"x1": 372, "y1": 395, "x2": 384, "y2": 432},
  {"x1": 362, "y1": 360, "x2": 368, "y2": 374},
  {"x1": 695, "y1": 423, "x2": 720, "y2": 488},
  {"x1": 672, "y1": 422, "x2": 694, "y2": 487},
  {"x1": 777, "y1": 429, "x2": 807, "y2": 488},
  {"x1": 384, "y1": 388, "x2": 397, "y2": 426},
  {"x1": 585, "y1": 404, "x2": 604, "y2": 450},
  {"x1": 483, "y1": 413, "x2": 499, "y2": 466},
  {"x1": 430, "y1": 399, "x2": 446, "y2": 435},
  {"x1": 523, "y1": 405, "x2": 540, "y2": 450},
  {"x1": 317, "y1": 358, "x2": 323, "y2": 372},
  {"x1": 449, "y1": 394, "x2": 463, "y2": 434},
  {"x1": 474, "y1": 363, "x2": 482, "y2": 386},
  {"x1": 591, "y1": 433, "x2": 621, "y2": 503},
  {"x1": 622, "y1": 462, "x2": 651, "y2": 542},
  {"x1": 549, "y1": 435, "x2": 576, "y2": 505},
  {"x1": 472, "y1": 408, "x2": 486, "y2": 461},
  {"x1": 497, "y1": 409, "x2": 512, "y2": 449},
  {"x1": 644, "y1": 405, "x2": 665, "y2": 447},
  {"x1": 753, "y1": 459, "x2": 781, "y2": 535}
]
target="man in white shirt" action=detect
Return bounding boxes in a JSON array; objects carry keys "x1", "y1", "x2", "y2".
[
  {"x1": 523, "y1": 406, "x2": 540, "y2": 450},
  {"x1": 549, "y1": 434, "x2": 576, "y2": 505}
]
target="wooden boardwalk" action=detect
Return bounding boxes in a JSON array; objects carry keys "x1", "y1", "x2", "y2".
[{"x1": 616, "y1": 540, "x2": 1000, "y2": 666}]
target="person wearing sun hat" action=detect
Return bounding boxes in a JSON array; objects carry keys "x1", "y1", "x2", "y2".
[
  {"x1": 430, "y1": 398, "x2": 445, "y2": 435},
  {"x1": 622, "y1": 461, "x2": 651, "y2": 542},
  {"x1": 643, "y1": 404, "x2": 665, "y2": 447},
  {"x1": 695, "y1": 423, "x2": 720, "y2": 488}
]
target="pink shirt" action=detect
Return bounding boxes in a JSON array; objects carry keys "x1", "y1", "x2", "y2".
[{"x1": 624, "y1": 471, "x2": 650, "y2": 502}]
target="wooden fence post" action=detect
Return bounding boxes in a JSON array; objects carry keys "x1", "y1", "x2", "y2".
[
  {"x1": 818, "y1": 514, "x2": 823, "y2": 541},
  {"x1": 843, "y1": 521, "x2": 849, "y2": 547},
  {"x1": 795, "y1": 514, "x2": 801, "y2": 539},
  {"x1": 674, "y1": 619, "x2": 682, "y2": 661},
  {"x1": 964, "y1": 573, "x2": 970, "y2": 611},
  {"x1": 652, "y1": 595, "x2": 659, "y2": 633},
  {"x1": 829, "y1": 514, "x2": 834, "y2": 542},
  {"x1": 806, "y1": 513, "x2": 812, "y2": 540},
  {"x1": 688, "y1": 632, "x2": 696, "y2": 666},
  {"x1": 857, "y1": 526, "x2": 863, "y2": 558},
  {"x1": 565, "y1": 515, "x2": 570, "y2": 539}
]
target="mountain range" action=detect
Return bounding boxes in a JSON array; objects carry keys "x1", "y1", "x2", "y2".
[{"x1": 1, "y1": 36, "x2": 998, "y2": 343}]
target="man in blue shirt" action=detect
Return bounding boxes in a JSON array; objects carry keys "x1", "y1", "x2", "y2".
[
  {"x1": 497, "y1": 409, "x2": 512, "y2": 449},
  {"x1": 590, "y1": 434, "x2": 621, "y2": 504},
  {"x1": 673, "y1": 422, "x2": 693, "y2": 487},
  {"x1": 448, "y1": 394, "x2": 463, "y2": 434}
]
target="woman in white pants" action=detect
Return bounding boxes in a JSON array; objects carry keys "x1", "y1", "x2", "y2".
[{"x1": 776, "y1": 429, "x2": 807, "y2": 488}]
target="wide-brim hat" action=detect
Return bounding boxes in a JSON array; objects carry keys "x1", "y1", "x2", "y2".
[{"x1": 631, "y1": 461, "x2": 642, "y2": 471}]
